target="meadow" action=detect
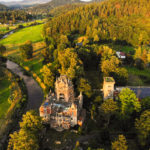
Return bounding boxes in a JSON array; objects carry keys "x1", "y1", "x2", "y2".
[
  {"x1": 0, "y1": 19, "x2": 45, "y2": 34},
  {"x1": 0, "y1": 24, "x2": 46, "y2": 92},
  {"x1": 0, "y1": 24, "x2": 43, "y2": 45}
]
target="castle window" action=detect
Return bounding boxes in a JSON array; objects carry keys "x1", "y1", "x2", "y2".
[{"x1": 59, "y1": 93, "x2": 65, "y2": 101}]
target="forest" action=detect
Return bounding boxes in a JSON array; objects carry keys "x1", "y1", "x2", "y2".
[
  {"x1": 0, "y1": 10, "x2": 36, "y2": 24},
  {"x1": 43, "y1": 0, "x2": 150, "y2": 47}
]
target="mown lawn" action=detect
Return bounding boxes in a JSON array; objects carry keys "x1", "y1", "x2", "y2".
[
  {"x1": 0, "y1": 24, "x2": 43, "y2": 45},
  {"x1": 0, "y1": 78, "x2": 11, "y2": 119}
]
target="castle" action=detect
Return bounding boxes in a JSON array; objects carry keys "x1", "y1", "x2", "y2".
[{"x1": 39, "y1": 75, "x2": 85, "y2": 131}]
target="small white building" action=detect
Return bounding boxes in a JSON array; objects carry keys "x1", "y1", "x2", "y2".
[{"x1": 116, "y1": 51, "x2": 126, "y2": 59}]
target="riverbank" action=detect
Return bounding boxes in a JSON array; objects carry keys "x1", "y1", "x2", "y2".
[{"x1": 0, "y1": 66, "x2": 27, "y2": 149}]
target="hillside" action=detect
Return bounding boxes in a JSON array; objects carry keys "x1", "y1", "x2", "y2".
[
  {"x1": 49, "y1": 3, "x2": 85, "y2": 16},
  {"x1": 1, "y1": 0, "x2": 51, "y2": 7},
  {"x1": 0, "y1": 4, "x2": 8, "y2": 11},
  {"x1": 27, "y1": 0, "x2": 104, "y2": 15},
  {"x1": 43, "y1": 0, "x2": 150, "y2": 46}
]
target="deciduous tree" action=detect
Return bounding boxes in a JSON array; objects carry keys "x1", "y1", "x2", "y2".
[
  {"x1": 112, "y1": 135, "x2": 128, "y2": 150},
  {"x1": 0, "y1": 44, "x2": 6, "y2": 56},
  {"x1": 20, "y1": 40, "x2": 33, "y2": 59},
  {"x1": 135, "y1": 110, "x2": 150, "y2": 146},
  {"x1": 40, "y1": 63, "x2": 55, "y2": 88},
  {"x1": 100, "y1": 99, "x2": 118, "y2": 127},
  {"x1": 58, "y1": 48, "x2": 84, "y2": 79},
  {"x1": 77, "y1": 78, "x2": 92, "y2": 98},
  {"x1": 118, "y1": 88, "x2": 141, "y2": 118}
]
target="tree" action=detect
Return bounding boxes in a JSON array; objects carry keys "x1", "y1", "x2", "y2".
[
  {"x1": 42, "y1": 44, "x2": 55, "y2": 64},
  {"x1": 100, "y1": 46, "x2": 115, "y2": 61},
  {"x1": 134, "y1": 58, "x2": 145, "y2": 70},
  {"x1": 141, "y1": 97, "x2": 150, "y2": 111},
  {"x1": 73, "y1": 141, "x2": 80, "y2": 150},
  {"x1": 58, "y1": 35, "x2": 70, "y2": 50},
  {"x1": 118, "y1": 88, "x2": 141, "y2": 118},
  {"x1": 7, "y1": 129, "x2": 39, "y2": 150},
  {"x1": 101, "y1": 56, "x2": 120, "y2": 76},
  {"x1": 112, "y1": 135, "x2": 128, "y2": 150},
  {"x1": 100, "y1": 99, "x2": 118, "y2": 127},
  {"x1": 110, "y1": 68, "x2": 128, "y2": 86},
  {"x1": 40, "y1": 63, "x2": 55, "y2": 89},
  {"x1": 77, "y1": 78, "x2": 92, "y2": 98},
  {"x1": 134, "y1": 47, "x2": 142, "y2": 60},
  {"x1": 20, "y1": 41, "x2": 33, "y2": 59},
  {"x1": 0, "y1": 44, "x2": 6, "y2": 56},
  {"x1": 20, "y1": 110, "x2": 43, "y2": 134},
  {"x1": 135, "y1": 110, "x2": 150, "y2": 146},
  {"x1": 141, "y1": 49, "x2": 147, "y2": 65},
  {"x1": 58, "y1": 48, "x2": 84, "y2": 79},
  {"x1": 7, "y1": 110, "x2": 43, "y2": 150}
]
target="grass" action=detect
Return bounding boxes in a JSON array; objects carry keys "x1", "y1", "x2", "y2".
[
  {"x1": 0, "y1": 24, "x2": 44, "y2": 45},
  {"x1": 0, "y1": 24, "x2": 16, "y2": 34},
  {"x1": 125, "y1": 66, "x2": 150, "y2": 86},
  {"x1": 0, "y1": 24, "x2": 46, "y2": 91},
  {"x1": 0, "y1": 78, "x2": 11, "y2": 119},
  {"x1": 5, "y1": 42, "x2": 45, "y2": 76},
  {"x1": 0, "y1": 19, "x2": 45, "y2": 34},
  {"x1": 107, "y1": 43, "x2": 135, "y2": 53}
]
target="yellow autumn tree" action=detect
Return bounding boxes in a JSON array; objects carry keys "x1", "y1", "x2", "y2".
[
  {"x1": 40, "y1": 63, "x2": 55, "y2": 88},
  {"x1": 58, "y1": 48, "x2": 84, "y2": 79},
  {"x1": 112, "y1": 135, "x2": 128, "y2": 150}
]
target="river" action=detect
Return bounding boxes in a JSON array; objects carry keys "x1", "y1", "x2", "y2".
[{"x1": 6, "y1": 60, "x2": 44, "y2": 110}]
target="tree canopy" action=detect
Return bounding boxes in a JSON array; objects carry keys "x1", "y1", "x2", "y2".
[
  {"x1": 118, "y1": 88, "x2": 141, "y2": 118},
  {"x1": 112, "y1": 135, "x2": 128, "y2": 150}
]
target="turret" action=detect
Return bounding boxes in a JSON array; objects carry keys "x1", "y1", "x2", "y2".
[{"x1": 103, "y1": 77, "x2": 115, "y2": 100}]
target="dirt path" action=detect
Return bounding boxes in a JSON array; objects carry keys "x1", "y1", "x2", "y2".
[{"x1": 6, "y1": 60, "x2": 44, "y2": 110}]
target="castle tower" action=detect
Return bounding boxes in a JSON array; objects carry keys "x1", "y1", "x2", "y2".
[
  {"x1": 103, "y1": 77, "x2": 115, "y2": 100},
  {"x1": 55, "y1": 75, "x2": 75, "y2": 102}
]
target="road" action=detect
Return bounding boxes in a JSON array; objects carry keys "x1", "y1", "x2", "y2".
[{"x1": 6, "y1": 60, "x2": 44, "y2": 110}]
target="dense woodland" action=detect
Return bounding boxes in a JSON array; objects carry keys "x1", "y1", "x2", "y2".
[
  {"x1": 27, "y1": 0, "x2": 104, "y2": 15},
  {"x1": 0, "y1": 10, "x2": 35, "y2": 24},
  {"x1": 43, "y1": 0, "x2": 150, "y2": 47}
]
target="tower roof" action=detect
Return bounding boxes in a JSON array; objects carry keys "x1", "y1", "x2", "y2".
[{"x1": 104, "y1": 77, "x2": 115, "y2": 83}]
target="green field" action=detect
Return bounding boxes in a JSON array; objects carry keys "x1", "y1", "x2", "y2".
[
  {"x1": 0, "y1": 25, "x2": 16, "y2": 34},
  {"x1": 125, "y1": 66, "x2": 150, "y2": 86},
  {"x1": 0, "y1": 24, "x2": 43, "y2": 45},
  {"x1": 0, "y1": 78, "x2": 11, "y2": 119}
]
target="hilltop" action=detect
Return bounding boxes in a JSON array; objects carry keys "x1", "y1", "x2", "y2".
[
  {"x1": 27, "y1": 0, "x2": 104, "y2": 15},
  {"x1": 0, "y1": 4, "x2": 8, "y2": 11},
  {"x1": 1, "y1": 0, "x2": 51, "y2": 7}
]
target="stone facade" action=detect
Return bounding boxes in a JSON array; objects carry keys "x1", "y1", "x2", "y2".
[
  {"x1": 103, "y1": 77, "x2": 115, "y2": 100},
  {"x1": 39, "y1": 75, "x2": 85, "y2": 131}
]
